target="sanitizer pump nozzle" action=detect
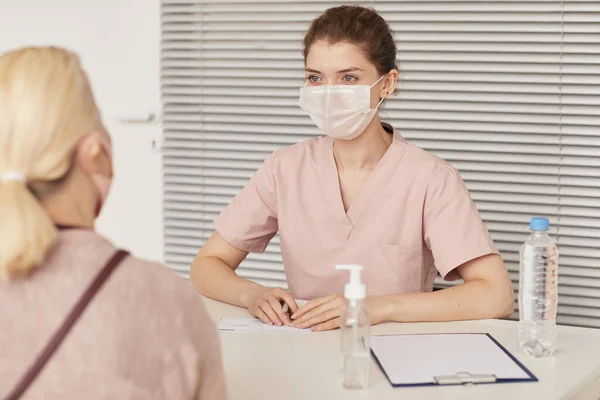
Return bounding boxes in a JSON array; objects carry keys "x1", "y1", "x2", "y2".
[{"x1": 336, "y1": 264, "x2": 366, "y2": 302}]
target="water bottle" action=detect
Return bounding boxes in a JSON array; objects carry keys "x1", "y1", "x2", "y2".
[
  {"x1": 518, "y1": 217, "x2": 559, "y2": 357},
  {"x1": 337, "y1": 264, "x2": 370, "y2": 389}
]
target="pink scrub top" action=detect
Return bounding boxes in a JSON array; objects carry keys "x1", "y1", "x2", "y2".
[{"x1": 215, "y1": 123, "x2": 498, "y2": 300}]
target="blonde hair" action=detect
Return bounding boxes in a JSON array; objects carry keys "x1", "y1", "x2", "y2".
[{"x1": 0, "y1": 46, "x2": 103, "y2": 279}]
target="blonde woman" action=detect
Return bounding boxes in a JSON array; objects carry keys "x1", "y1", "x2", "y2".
[{"x1": 0, "y1": 47, "x2": 226, "y2": 400}]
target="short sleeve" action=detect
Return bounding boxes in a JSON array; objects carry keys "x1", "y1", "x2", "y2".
[
  {"x1": 214, "y1": 152, "x2": 278, "y2": 253},
  {"x1": 423, "y1": 164, "x2": 499, "y2": 281}
]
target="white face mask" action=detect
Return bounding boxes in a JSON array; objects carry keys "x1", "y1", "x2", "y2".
[
  {"x1": 299, "y1": 75, "x2": 385, "y2": 140},
  {"x1": 77, "y1": 132, "x2": 114, "y2": 218}
]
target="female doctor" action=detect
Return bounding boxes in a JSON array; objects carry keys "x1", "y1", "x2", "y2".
[{"x1": 191, "y1": 5, "x2": 515, "y2": 331}]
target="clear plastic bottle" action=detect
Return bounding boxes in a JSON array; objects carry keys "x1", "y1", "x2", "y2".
[
  {"x1": 518, "y1": 217, "x2": 559, "y2": 357},
  {"x1": 337, "y1": 264, "x2": 370, "y2": 389}
]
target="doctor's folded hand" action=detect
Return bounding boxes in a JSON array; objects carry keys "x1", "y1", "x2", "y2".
[
  {"x1": 291, "y1": 294, "x2": 387, "y2": 332},
  {"x1": 243, "y1": 286, "x2": 299, "y2": 326}
]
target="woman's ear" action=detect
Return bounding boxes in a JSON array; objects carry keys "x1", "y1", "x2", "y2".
[
  {"x1": 75, "y1": 132, "x2": 113, "y2": 179},
  {"x1": 380, "y1": 69, "x2": 399, "y2": 99}
]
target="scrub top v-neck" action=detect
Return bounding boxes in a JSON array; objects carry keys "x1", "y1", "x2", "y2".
[{"x1": 215, "y1": 123, "x2": 498, "y2": 300}]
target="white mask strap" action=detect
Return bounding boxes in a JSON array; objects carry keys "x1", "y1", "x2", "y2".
[
  {"x1": 1, "y1": 171, "x2": 26, "y2": 184},
  {"x1": 371, "y1": 75, "x2": 389, "y2": 108},
  {"x1": 369, "y1": 75, "x2": 386, "y2": 89}
]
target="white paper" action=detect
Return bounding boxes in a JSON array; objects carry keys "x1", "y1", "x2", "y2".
[
  {"x1": 370, "y1": 333, "x2": 530, "y2": 385},
  {"x1": 217, "y1": 317, "x2": 311, "y2": 333}
]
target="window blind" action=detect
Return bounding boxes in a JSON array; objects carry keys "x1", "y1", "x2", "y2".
[{"x1": 160, "y1": 0, "x2": 600, "y2": 328}]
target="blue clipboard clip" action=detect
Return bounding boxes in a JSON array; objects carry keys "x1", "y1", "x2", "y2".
[{"x1": 434, "y1": 371, "x2": 497, "y2": 386}]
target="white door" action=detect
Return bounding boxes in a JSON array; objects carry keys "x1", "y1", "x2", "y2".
[{"x1": 0, "y1": 0, "x2": 164, "y2": 262}]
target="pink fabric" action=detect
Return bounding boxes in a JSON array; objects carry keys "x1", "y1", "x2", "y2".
[
  {"x1": 215, "y1": 123, "x2": 498, "y2": 300},
  {"x1": 0, "y1": 229, "x2": 226, "y2": 400}
]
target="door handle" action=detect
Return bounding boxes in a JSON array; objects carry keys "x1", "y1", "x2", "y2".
[{"x1": 115, "y1": 112, "x2": 159, "y2": 124}]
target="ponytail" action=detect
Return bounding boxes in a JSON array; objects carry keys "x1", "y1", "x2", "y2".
[{"x1": 0, "y1": 180, "x2": 57, "y2": 279}]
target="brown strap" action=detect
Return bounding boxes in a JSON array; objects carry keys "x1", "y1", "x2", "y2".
[{"x1": 5, "y1": 250, "x2": 129, "y2": 400}]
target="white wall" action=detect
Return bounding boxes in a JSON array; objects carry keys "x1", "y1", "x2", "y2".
[{"x1": 0, "y1": 0, "x2": 164, "y2": 262}]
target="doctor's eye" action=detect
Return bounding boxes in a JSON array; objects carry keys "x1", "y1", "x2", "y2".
[{"x1": 342, "y1": 75, "x2": 358, "y2": 83}]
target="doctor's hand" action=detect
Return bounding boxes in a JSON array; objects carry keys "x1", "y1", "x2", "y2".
[
  {"x1": 244, "y1": 286, "x2": 299, "y2": 326},
  {"x1": 291, "y1": 294, "x2": 386, "y2": 331},
  {"x1": 291, "y1": 294, "x2": 345, "y2": 331}
]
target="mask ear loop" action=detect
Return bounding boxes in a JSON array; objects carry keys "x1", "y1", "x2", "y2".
[
  {"x1": 371, "y1": 75, "x2": 389, "y2": 108},
  {"x1": 369, "y1": 75, "x2": 386, "y2": 89}
]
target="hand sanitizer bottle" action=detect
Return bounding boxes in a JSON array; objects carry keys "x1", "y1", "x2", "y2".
[{"x1": 337, "y1": 264, "x2": 370, "y2": 389}]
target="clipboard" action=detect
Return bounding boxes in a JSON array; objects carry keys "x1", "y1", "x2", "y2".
[{"x1": 370, "y1": 333, "x2": 537, "y2": 387}]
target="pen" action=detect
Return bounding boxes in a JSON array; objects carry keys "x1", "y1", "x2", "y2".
[{"x1": 281, "y1": 302, "x2": 289, "y2": 316}]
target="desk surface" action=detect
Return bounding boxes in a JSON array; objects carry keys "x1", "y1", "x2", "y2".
[{"x1": 204, "y1": 298, "x2": 600, "y2": 400}]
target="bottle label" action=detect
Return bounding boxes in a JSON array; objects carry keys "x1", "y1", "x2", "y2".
[{"x1": 519, "y1": 245, "x2": 558, "y2": 323}]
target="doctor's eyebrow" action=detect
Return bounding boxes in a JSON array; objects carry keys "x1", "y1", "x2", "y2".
[{"x1": 304, "y1": 67, "x2": 364, "y2": 74}]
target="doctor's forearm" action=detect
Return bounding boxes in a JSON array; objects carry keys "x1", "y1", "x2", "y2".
[
  {"x1": 190, "y1": 256, "x2": 264, "y2": 308},
  {"x1": 376, "y1": 279, "x2": 515, "y2": 323}
]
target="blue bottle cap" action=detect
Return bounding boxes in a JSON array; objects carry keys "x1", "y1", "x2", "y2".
[{"x1": 530, "y1": 217, "x2": 549, "y2": 231}]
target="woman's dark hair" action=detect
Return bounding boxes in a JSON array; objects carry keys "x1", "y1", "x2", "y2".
[{"x1": 302, "y1": 5, "x2": 398, "y2": 75}]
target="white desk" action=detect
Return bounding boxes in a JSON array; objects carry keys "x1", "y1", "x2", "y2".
[{"x1": 204, "y1": 298, "x2": 600, "y2": 400}]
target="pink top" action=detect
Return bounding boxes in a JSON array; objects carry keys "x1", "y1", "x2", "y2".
[
  {"x1": 215, "y1": 123, "x2": 498, "y2": 300},
  {"x1": 0, "y1": 229, "x2": 226, "y2": 400}
]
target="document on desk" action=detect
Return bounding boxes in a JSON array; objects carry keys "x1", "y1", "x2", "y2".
[
  {"x1": 371, "y1": 333, "x2": 537, "y2": 387},
  {"x1": 217, "y1": 317, "x2": 311, "y2": 333}
]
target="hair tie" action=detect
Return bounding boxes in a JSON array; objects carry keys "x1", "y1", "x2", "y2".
[{"x1": 1, "y1": 171, "x2": 27, "y2": 184}]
